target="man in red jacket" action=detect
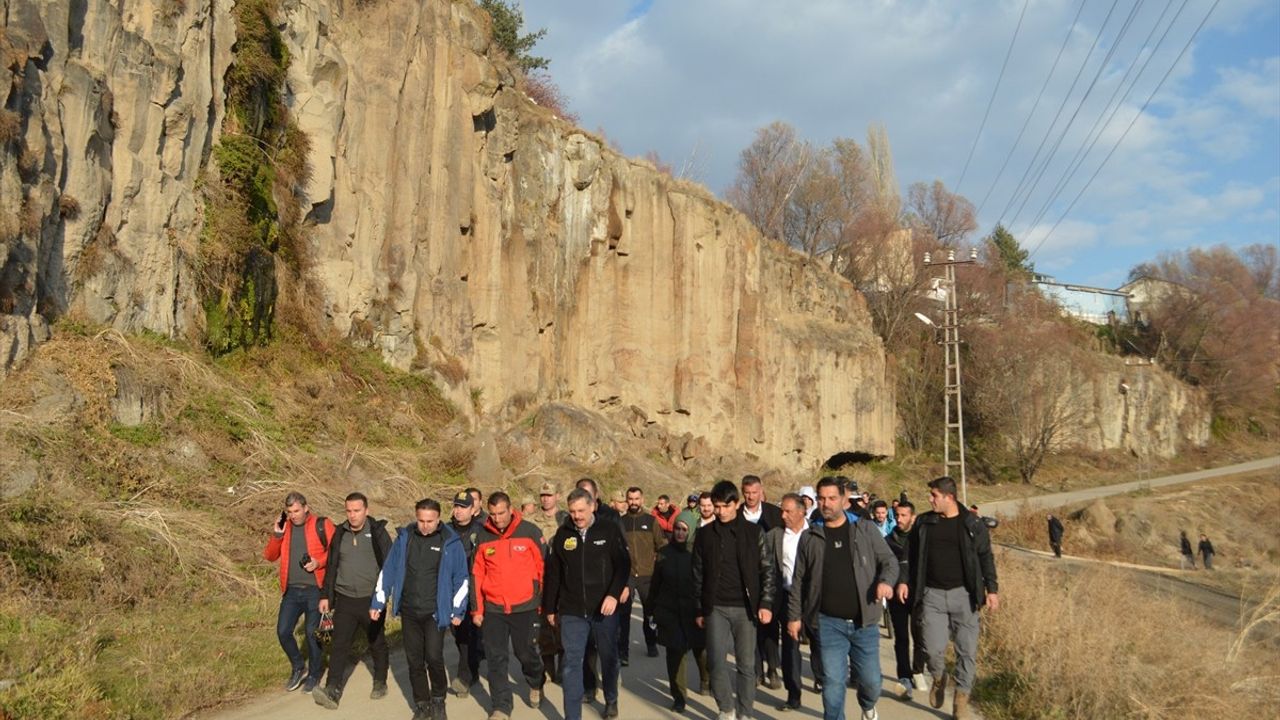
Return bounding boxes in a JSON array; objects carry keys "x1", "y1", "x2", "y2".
[
  {"x1": 471, "y1": 491, "x2": 546, "y2": 720},
  {"x1": 263, "y1": 491, "x2": 335, "y2": 693}
]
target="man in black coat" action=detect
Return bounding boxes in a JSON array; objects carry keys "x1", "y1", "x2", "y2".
[
  {"x1": 545, "y1": 488, "x2": 631, "y2": 720},
  {"x1": 693, "y1": 479, "x2": 777, "y2": 720},
  {"x1": 899, "y1": 476, "x2": 999, "y2": 720},
  {"x1": 740, "y1": 474, "x2": 784, "y2": 688},
  {"x1": 1047, "y1": 514, "x2": 1065, "y2": 558},
  {"x1": 314, "y1": 492, "x2": 393, "y2": 709}
]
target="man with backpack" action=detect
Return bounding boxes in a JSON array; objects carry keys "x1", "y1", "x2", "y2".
[
  {"x1": 313, "y1": 492, "x2": 394, "y2": 709},
  {"x1": 264, "y1": 491, "x2": 337, "y2": 693}
]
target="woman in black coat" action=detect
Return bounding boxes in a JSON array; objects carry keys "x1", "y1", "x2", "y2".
[{"x1": 647, "y1": 519, "x2": 707, "y2": 712}]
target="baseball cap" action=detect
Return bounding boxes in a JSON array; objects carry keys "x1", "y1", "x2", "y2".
[
  {"x1": 539, "y1": 481, "x2": 557, "y2": 496},
  {"x1": 687, "y1": 493, "x2": 700, "y2": 503},
  {"x1": 452, "y1": 491, "x2": 474, "y2": 508},
  {"x1": 798, "y1": 485, "x2": 816, "y2": 503}
]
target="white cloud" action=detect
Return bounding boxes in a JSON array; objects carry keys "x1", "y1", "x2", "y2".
[{"x1": 522, "y1": 0, "x2": 1279, "y2": 282}]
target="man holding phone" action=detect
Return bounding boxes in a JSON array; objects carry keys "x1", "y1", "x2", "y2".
[{"x1": 264, "y1": 491, "x2": 336, "y2": 693}]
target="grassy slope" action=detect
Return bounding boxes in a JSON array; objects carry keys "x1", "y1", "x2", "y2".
[{"x1": 0, "y1": 323, "x2": 467, "y2": 719}]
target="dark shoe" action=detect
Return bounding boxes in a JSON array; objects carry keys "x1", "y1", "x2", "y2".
[
  {"x1": 671, "y1": 700, "x2": 686, "y2": 713},
  {"x1": 603, "y1": 701, "x2": 619, "y2": 718},
  {"x1": 370, "y1": 681, "x2": 387, "y2": 700},
  {"x1": 312, "y1": 685, "x2": 339, "y2": 709},
  {"x1": 433, "y1": 698, "x2": 448, "y2": 720},
  {"x1": 813, "y1": 680, "x2": 824, "y2": 693},
  {"x1": 412, "y1": 702, "x2": 431, "y2": 720},
  {"x1": 929, "y1": 674, "x2": 947, "y2": 709},
  {"x1": 620, "y1": 657, "x2": 630, "y2": 667},
  {"x1": 302, "y1": 676, "x2": 320, "y2": 693},
  {"x1": 766, "y1": 673, "x2": 782, "y2": 690},
  {"x1": 647, "y1": 646, "x2": 659, "y2": 658},
  {"x1": 583, "y1": 690, "x2": 597, "y2": 704},
  {"x1": 285, "y1": 668, "x2": 306, "y2": 692},
  {"x1": 778, "y1": 699, "x2": 801, "y2": 712}
]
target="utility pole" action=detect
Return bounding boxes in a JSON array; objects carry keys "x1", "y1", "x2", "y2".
[{"x1": 923, "y1": 248, "x2": 978, "y2": 507}]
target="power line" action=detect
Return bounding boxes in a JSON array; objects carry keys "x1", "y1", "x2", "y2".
[
  {"x1": 997, "y1": 0, "x2": 1123, "y2": 226},
  {"x1": 1006, "y1": 0, "x2": 1148, "y2": 232},
  {"x1": 1022, "y1": 0, "x2": 1188, "y2": 237},
  {"x1": 977, "y1": 0, "x2": 1091, "y2": 217},
  {"x1": 1027, "y1": 0, "x2": 1223, "y2": 259},
  {"x1": 956, "y1": 0, "x2": 1031, "y2": 195}
]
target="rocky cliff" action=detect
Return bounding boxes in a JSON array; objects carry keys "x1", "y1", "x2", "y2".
[
  {"x1": 1, "y1": 0, "x2": 895, "y2": 470},
  {"x1": 1071, "y1": 358, "x2": 1210, "y2": 459}
]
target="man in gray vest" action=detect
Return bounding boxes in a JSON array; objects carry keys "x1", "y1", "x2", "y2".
[{"x1": 313, "y1": 492, "x2": 393, "y2": 708}]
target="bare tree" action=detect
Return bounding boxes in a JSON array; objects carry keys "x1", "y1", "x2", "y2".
[
  {"x1": 726, "y1": 121, "x2": 812, "y2": 242},
  {"x1": 906, "y1": 180, "x2": 978, "y2": 247},
  {"x1": 783, "y1": 147, "x2": 843, "y2": 257},
  {"x1": 967, "y1": 319, "x2": 1090, "y2": 483}
]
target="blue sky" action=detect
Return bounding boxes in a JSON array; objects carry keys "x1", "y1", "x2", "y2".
[{"x1": 520, "y1": 0, "x2": 1279, "y2": 288}]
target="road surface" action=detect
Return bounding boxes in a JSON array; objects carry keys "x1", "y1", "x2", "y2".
[
  {"x1": 981, "y1": 456, "x2": 1279, "y2": 518},
  {"x1": 201, "y1": 607, "x2": 972, "y2": 720}
]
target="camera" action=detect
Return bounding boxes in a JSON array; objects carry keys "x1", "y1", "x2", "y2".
[{"x1": 299, "y1": 553, "x2": 313, "y2": 572}]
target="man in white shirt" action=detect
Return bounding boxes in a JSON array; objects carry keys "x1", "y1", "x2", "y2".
[{"x1": 765, "y1": 493, "x2": 810, "y2": 711}]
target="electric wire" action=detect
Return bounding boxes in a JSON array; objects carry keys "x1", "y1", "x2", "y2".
[
  {"x1": 976, "y1": 0, "x2": 1091, "y2": 218},
  {"x1": 956, "y1": 0, "x2": 1031, "y2": 195},
  {"x1": 1026, "y1": 0, "x2": 1223, "y2": 259},
  {"x1": 997, "y1": 0, "x2": 1123, "y2": 226},
  {"x1": 1022, "y1": 0, "x2": 1189, "y2": 238},
  {"x1": 1006, "y1": 0, "x2": 1148, "y2": 232}
]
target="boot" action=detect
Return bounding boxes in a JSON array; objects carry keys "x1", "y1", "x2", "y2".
[
  {"x1": 953, "y1": 691, "x2": 971, "y2": 720},
  {"x1": 433, "y1": 697, "x2": 448, "y2": 720},
  {"x1": 929, "y1": 674, "x2": 947, "y2": 709}
]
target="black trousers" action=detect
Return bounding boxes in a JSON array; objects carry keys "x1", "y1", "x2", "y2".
[
  {"x1": 403, "y1": 612, "x2": 449, "y2": 704},
  {"x1": 618, "y1": 576, "x2": 657, "y2": 658},
  {"x1": 324, "y1": 593, "x2": 388, "y2": 693},
  {"x1": 779, "y1": 591, "x2": 802, "y2": 703},
  {"x1": 755, "y1": 609, "x2": 781, "y2": 678},
  {"x1": 808, "y1": 624, "x2": 823, "y2": 684},
  {"x1": 481, "y1": 610, "x2": 544, "y2": 714},
  {"x1": 887, "y1": 598, "x2": 924, "y2": 681},
  {"x1": 451, "y1": 614, "x2": 482, "y2": 686}
]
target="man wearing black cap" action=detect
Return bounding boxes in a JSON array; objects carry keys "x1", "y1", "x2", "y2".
[{"x1": 448, "y1": 490, "x2": 484, "y2": 697}]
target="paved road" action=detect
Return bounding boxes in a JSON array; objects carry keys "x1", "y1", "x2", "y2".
[
  {"x1": 981, "y1": 456, "x2": 1280, "y2": 518},
  {"x1": 202, "y1": 608, "x2": 972, "y2": 720}
]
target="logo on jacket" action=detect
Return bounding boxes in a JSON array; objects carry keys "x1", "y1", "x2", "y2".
[
  {"x1": 834, "y1": 541, "x2": 844, "y2": 548},
  {"x1": 563, "y1": 537, "x2": 579, "y2": 551},
  {"x1": 593, "y1": 539, "x2": 606, "y2": 546},
  {"x1": 513, "y1": 543, "x2": 529, "y2": 552},
  {"x1": 485, "y1": 546, "x2": 496, "y2": 556}
]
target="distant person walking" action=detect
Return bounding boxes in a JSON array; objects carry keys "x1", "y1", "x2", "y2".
[
  {"x1": 1198, "y1": 534, "x2": 1216, "y2": 570},
  {"x1": 886, "y1": 500, "x2": 927, "y2": 701},
  {"x1": 313, "y1": 492, "x2": 393, "y2": 710},
  {"x1": 1180, "y1": 530, "x2": 1196, "y2": 570},
  {"x1": 264, "y1": 491, "x2": 336, "y2": 693},
  {"x1": 787, "y1": 477, "x2": 897, "y2": 720},
  {"x1": 620, "y1": 486, "x2": 664, "y2": 662},
  {"x1": 693, "y1": 479, "x2": 776, "y2": 720},
  {"x1": 650, "y1": 519, "x2": 708, "y2": 712},
  {"x1": 369, "y1": 499, "x2": 469, "y2": 720},
  {"x1": 901, "y1": 476, "x2": 999, "y2": 720},
  {"x1": 1047, "y1": 514, "x2": 1065, "y2": 559},
  {"x1": 544, "y1": 488, "x2": 630, "y2": 720}
]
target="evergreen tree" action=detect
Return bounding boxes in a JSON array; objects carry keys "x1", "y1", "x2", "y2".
[
  {"x1": 478, "y1": 0, "x2": 549, "y2": 72},
  {"x1": 987, "y1": 224, "x2": 1033, "y2": 276}
]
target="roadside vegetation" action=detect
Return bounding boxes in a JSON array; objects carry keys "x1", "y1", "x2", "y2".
[
  {"x1": 0, "y1": 324, "x2": 464, "y2": 719},
  {"x1": 976, "y1": 555, "x2": 1279, "y2": 719}
]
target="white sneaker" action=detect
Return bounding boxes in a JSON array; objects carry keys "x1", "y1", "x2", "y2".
[
  {"x1": 861, "y1": 708, "x2": 879, "y2": 720},
  {"x1": 717, "y1": 713, "x2": 736, "y2": 720},
  {"x1": 912, "y1": 672, "x2": 930, "y2": 692}
]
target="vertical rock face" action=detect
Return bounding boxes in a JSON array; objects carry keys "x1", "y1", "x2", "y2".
[
  {"x1": 281, "y1": 0, "x2": 894, "y2": 468},
  {"x1": 1069, "y1": 359, "x2": 1210, "y2": 459},
  {"x1": 0, "y1": 0, "x2": 234, "y2": 364}
]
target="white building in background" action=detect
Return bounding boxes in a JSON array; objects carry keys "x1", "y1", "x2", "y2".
[{"x1": 1031, "y1": 275, "x2": 1131, "y2": 325}]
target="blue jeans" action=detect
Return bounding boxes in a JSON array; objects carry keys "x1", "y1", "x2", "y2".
[
  {"x1": 818, "y1": 614, "x2": 881, "y2": 719},
  {"x1": 276, "y1": 585, "x2": 323, "y2": 679},
  {"x1": 561, "y1": 612, "x2": 621, "y2": 720}
]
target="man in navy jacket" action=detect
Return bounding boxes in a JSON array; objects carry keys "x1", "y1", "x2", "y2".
[{"x1": 371, "y1": 499, "x2": 469, "y2": 720}]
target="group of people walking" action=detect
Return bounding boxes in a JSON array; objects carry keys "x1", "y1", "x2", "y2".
[{"x1": 265, "y1": 473, "x2": 999, "y2": 720}]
